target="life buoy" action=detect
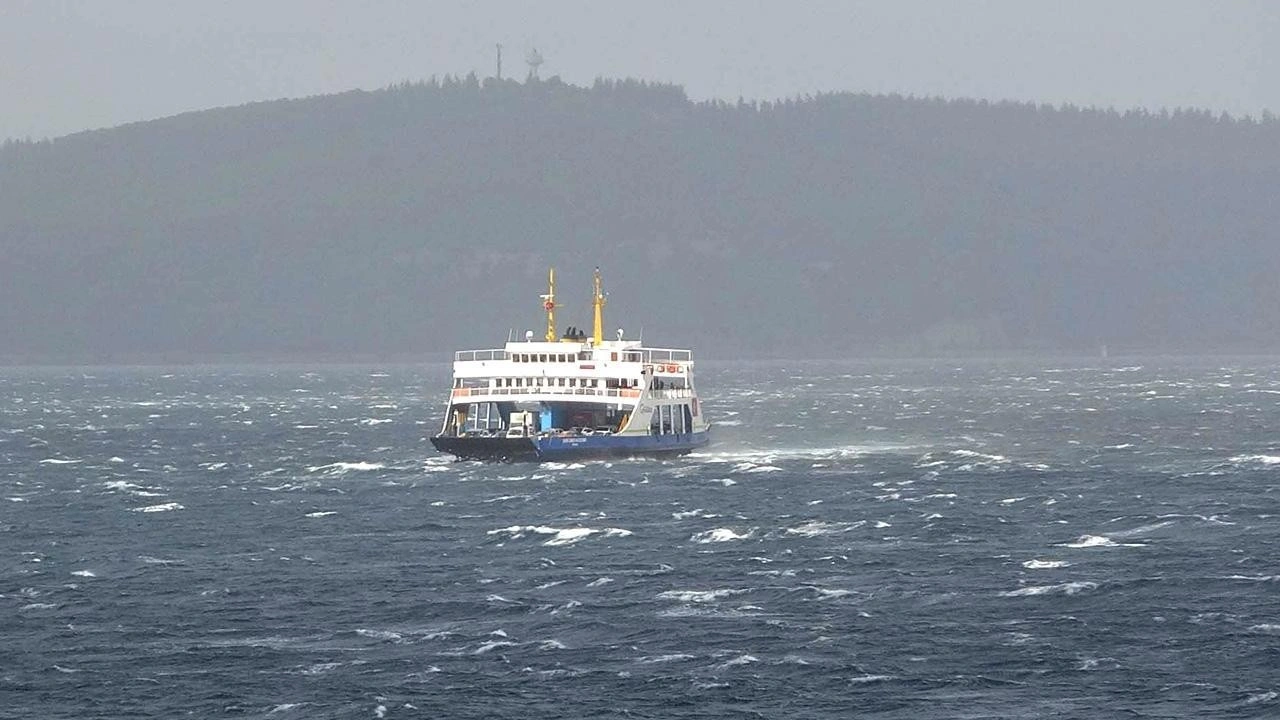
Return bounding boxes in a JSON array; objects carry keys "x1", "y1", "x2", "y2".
[{"x1": 666, "y1": 364, "x2": 678, "y2": 373}]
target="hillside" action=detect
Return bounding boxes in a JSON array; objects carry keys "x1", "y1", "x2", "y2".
[{"x1": 2, "y1": 75, "x2": 1278, "y2": 361}]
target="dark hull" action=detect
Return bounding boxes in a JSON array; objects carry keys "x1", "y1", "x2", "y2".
[
  {"x1": 431, "y1": 431, "x2": 710, "y2": 462},
  {"x1": 429, "y1": 435, "x2": 540, "y2": 462}
]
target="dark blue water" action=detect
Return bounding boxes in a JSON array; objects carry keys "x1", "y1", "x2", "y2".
[{"x1": 3, "y1": 360, "x2": 1279, "y2": 718}]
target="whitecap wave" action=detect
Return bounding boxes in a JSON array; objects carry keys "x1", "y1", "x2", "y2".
[
  {"x1": 716, "y1": 654, "x2": 759, "y2": 668},
  {"x1": 131, "y1": 502, "x2": 184, "y2": 513},
  {"x1": 657, "y1": 589, "x2": 746, "y2": 603},
  {"x1": 690, "y1": 528, "x2": 752, "y2": 543},
  {"x1": 355, "y1": 628, "x2": 403, "y2": 642},
  {"x1": 1229, "y1": 454, "x2": 1280, "y2": 466},
  {"x1": 848, "y1": 674, "x2": 896, "y2": 684},
  {"x1": 784, "y1": 520, "x2": 857, "y2": 537},
  {"x1": 1022, "y1": 559, "x2": 1071, "y2": 569},
  {"x1": 1059, "y1": 534, "x2": 1145, "y2": 548},
  {"x1": 637, "y1": 653, "x2": 696, "y2": 664},
  {"x1": 304, "y1": 511, "x2": 336, "y2": 518},
  {"x1": 307, "y1": 461, "x2": 385, "y2": 473},
  {"x1": 1000, "y1": 581, "x2": 1097, "y2": 597},
  {"x1": 487, "y1": 525, "x2": 632, "y2": 546},
  {"x1": 472, "y1": 640, "x2": 516, "y2": 654}
]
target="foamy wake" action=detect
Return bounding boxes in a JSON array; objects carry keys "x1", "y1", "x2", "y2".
[
  {"x1": 690, "y1": 528, "x2": 753, "y2": 543},
  {"x1": 487, "y1": 525, "x2": 633, "y2": 546},
  {"x1": 1000, "y1": 581, "x2": 1098, "y2": 597},
  {"x1": 690, "y1": 443, "x2": 911, "y2": 464},
  {"x1": 732, "y1": 462, "x2": 782, "y2": 474}
]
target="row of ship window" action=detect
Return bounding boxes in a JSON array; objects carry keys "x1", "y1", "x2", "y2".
[
  {"x1": 509, "y1": 352, "x2": 645, "y2": 363},
  {"x1": 454, "y1": 377, "x2": 642, "y2": 389}
]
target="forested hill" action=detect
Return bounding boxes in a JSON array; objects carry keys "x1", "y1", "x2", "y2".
[{"x1": 2, "y1": 75, "x2": 1278, "y2": 362}]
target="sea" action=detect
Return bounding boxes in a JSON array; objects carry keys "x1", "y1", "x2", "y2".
[{"x1": 3, "y1": 358, "x2": 1279, "y2": 719}]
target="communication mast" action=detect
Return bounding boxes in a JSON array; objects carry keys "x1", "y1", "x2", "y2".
[
  {"x1": 495, "y1": 43, "x2": 503, "y2": 80},
  {"x1": 592, "y1": 267, "x2": 607, "y2": 344},
  {"x1": 541, "y1": 267, "x2": 557, "y2": 341},
  {"x1": 526, "y1": 47, "x2": 544, "y2": 80}
]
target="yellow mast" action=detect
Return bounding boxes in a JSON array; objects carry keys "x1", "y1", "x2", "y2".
[
  {"x1": 592, "y1": 266, "x2": 606, "y2": 344},
  {"x1": 541, "y1": 267, "x2": 557, "y2": 342}
]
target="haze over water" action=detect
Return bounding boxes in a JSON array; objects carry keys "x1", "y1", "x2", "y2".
[{"x1": 4, "y1": 358, "x2": 1279, "y2": 717}]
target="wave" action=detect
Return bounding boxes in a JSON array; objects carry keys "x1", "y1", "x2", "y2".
[
  {"x1": 848, "y1": 674, "x2": 897, "y2": 684},
  {"x1": 1000, "y1": 581, "x2": 1097, "y2": 597},
  {"x1": 784, "y1": 520, "x2": 859, "y2": 537},
  {"x1": 355, "y1": 628, "x2": 404, "y2": 642},
  {"x1": 307, "y1": 461, "x2": 385, "y2": 473},
  {"x1": 102, "y1": 480, "x2": 166, "y2": 497},
  {"x1": 690, "y1": 528, "x2": 752, "y2": 543},
  {"x1": 1059, "y1": 534, "x2": 1146, "y2": 549},
  {"x1": 1022, "y1": 559, "x2": 1071, "y2": 569},
  {"x1": 657, "y1": 588, "x2": 746, "y2": 603},
  {"x1": 487, "y1": 525, "x2": 633, "y2": 546},
  {"x1": 1227, "y1": 454, "x2": 1280, "y2": 467},
  {"x1": 131, "y1": 502, "x2": 184, "y2": 513},
  {"x1": 690, "y1": 442, "x2": 915, "y2": 464},
  {"x1": 637, "y1": 653, "x2": 696, "y2": 664},
  {"x1": 715, "y1": 654, "x2": 759, "y2": 669}
]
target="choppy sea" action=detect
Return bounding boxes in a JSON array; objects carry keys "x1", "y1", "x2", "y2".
[{"x1": 3, "y1": 359, "x2": 1279, "y2": 718}]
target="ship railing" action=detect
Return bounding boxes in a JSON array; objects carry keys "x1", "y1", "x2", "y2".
[
  {"x1": 647, "y1": 388, "x2": 695, "y2": 399},
  {"x1": 452, "y1": 387, "x2": 642, "y2": 400},
  {"x1": 641, "y1": 347, "x2": 693, "y2": 363},
  {"x1": 454, "y1": 349, "x2": 507, "y2": 362}
]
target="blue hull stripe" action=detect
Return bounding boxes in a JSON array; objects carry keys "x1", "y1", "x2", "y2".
[{"x1": 534, "y1": 431, "x2": 710, "y2": 459}]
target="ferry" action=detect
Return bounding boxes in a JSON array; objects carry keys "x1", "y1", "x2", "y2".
[{"x1": 430, "y1": 268, "x2": 711, "y2": 461}]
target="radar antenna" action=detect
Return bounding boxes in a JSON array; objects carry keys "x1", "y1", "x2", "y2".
[{"x1": 526, "y1": 47, "x2": 544, "y2": 80}]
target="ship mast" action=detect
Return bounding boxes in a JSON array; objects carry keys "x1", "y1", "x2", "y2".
[
  {"x1": 592, "y1": 266, "x2": 606, "y2": 344},
  {"x1": 541, "y1": 267, "x2": 557, "y2": 341}
]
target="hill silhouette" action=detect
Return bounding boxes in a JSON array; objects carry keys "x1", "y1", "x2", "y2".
[{"x1": 2, "y1": 75, "x2": 1278, "y2": 361}]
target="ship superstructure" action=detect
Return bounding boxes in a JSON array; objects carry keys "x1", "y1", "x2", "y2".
[{"x1": 430, "y1": 268, "x2": 710, "y2": 461}]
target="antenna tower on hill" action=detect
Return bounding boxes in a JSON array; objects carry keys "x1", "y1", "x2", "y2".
[{"x1": 526, "y1": 47, "x2": 544, "y2": 80}]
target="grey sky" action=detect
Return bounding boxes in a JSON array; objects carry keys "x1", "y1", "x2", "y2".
[{"x1": 2, "y1": 0, "x2": 1276, "y2": 141}]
